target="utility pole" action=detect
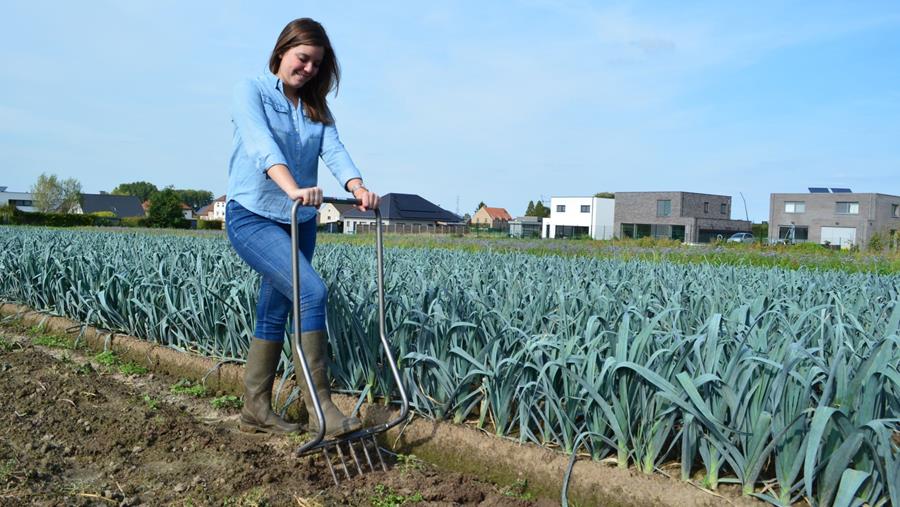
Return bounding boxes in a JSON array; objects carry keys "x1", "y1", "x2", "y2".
[{"x1": 739, "y1": 192, "x2": 749, "y2": 222}]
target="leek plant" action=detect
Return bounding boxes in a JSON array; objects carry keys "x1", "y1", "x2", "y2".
[{"x1": 1, "y1": 226, "x2": 898, "y2": 505}]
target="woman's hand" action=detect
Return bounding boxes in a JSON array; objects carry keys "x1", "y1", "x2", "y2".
[
  {"x1": 352, "y1": 187, "x2": 379, "y2": 211},
  {"x1": 288, "y1": 186, "x2": 323, "y2": 207}
]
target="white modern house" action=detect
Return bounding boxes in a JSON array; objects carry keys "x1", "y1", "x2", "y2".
[
  {"x1": 0, "y1": 187, "x2": 37, "y2": 212},
  {"x1": 541, "y1": 196, "x2": 615, "y2": 239}
]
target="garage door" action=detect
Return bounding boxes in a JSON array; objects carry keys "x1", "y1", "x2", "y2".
[{"x1": 820, "y1": 227, "x2": 856, "y2": 248}]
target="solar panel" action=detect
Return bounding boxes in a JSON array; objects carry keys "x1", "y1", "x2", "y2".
[
  {"x1": 808, "y1": 187, "x2": 830, "y2": 193},
  {"x1": 830, "y1": 188, "x2": 853, "y2": 193}
]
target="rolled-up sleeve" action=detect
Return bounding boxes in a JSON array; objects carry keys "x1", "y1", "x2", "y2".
[
  {"x1": 320, "y1": 121, "x2": 362, "y2": 188},
  {"x1": 231, "y1": 80, "x2": 288, "y2": 173}
]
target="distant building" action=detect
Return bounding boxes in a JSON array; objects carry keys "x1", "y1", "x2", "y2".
[
  {"x1": 74, "y1": 194, "x2": 145, "y2": 218},
  {"x1": 769, "y1": 190, "x2": 900, "y2": 248},
  {"x1": 0, "y1": 187, "x2": 37, "y2": 212},
  {"x1": 542, "y1": 197, "x2": 615, "y2": 240},
  {"x1": 342, "y1": 193, "x2": 464, "y2": 234},
  {"x1": 180, "y1": 203, "x2": 194, "y2": 220},
  {"x1": 318, "y1": 202, "x2": 356, "y2": 225},
  {"x1": 613, "y1": 192, "x2": 750, "y2": 243},
  {"x1": 472, "y1": 206, "x2": 513, "y2": 229},
  {"x1": 197, "y1": 195, "x2": 227, "y2": 221},
  {"x1": 509, "y1": 216, "x2": 542, "y2": 238}
]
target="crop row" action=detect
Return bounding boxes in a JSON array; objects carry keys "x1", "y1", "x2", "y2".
[{"x1": 0, "y1": 226, "x2": 897, "y2": 506}]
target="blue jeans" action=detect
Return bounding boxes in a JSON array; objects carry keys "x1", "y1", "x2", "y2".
[{"x1": 226, "y1": 200, "x2": 326, "y2": 341}]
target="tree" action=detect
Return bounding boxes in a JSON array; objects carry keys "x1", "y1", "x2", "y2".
[
  {"x1": 475, "y1": 201, "x2": 486, "y2": 213},
  {"x1": 525, "y1": 201, "x2": 535, "y2": 216},
  {"x1": 112, "y1": 181, "x2": 159, "y2": 203},
  {"x1": 146, "y1": 188, "x2": 185, "y2": 228},
  {"x1": 594, "y1": 192, "x2": 615, "y2": 199},
  {"x1": 532, "y1": 201, "x2": 550, "y2": 218},
  {"x1": 31, "y1": 173, "x2": 82, "y2": 213},
  {"x1": 174, "y1": 189, "x2": 214, "y2": 210}
]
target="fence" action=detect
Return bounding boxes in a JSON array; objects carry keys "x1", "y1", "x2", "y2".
[{"x1": 354, "y1": 223, "x2": 468, "y2": 235}]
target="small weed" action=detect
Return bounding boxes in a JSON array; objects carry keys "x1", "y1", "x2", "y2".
[
  {"x1": 211, "y1": 395, "x2": 243, "y2": 410},
  {"x1": 237, "y1": 486, "x2": 267, "y2": 506},
  {"x1": 288, "y1": 431, "x2": 313, "y2": 445},
  {"x1": 118, "y1": 361, "x2": 149, "y2": 375},
  {"x1": 0, "y1": 337, "x2": 12, "y2": 352},
  {"x1": 0, "y1": 316, "x2": 25, "y2": 331},
  {"x1": 142, "y1": 394, "x2": 159, "y2": 411},
  {"x1": 501, "y1": 479, "x2": 535, "y2": 501},
  {"x1": 170, "y1": 379, "x2": 208, "y2": 397},
  {"x1": 33, "y1": 333, "x2": 76, "y2": 349},
  {"x1": 0, "y1": 459, "x2": 16, "y2": 483},
  {"x1": 395, "y1": 453, "x2": 425, "y2": 473},
  {"x1": 94, "y1": 350, "x2": 119, "y2": 367},
  {"x1": 26, "y1": 324, "x2": 47, "y2": 336},
  {"x1": 75, "y1": 362, "x2": 95, "y2": 375},
  {"x1": 370, "y1": 484, "x2": 422, "y2": 507}
]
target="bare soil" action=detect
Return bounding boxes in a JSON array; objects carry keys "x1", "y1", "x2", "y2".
[{"x1": 0, "y1": 327, "x2": 555, "y2": 507}]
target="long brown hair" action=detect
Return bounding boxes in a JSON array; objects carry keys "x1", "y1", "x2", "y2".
[{"x1": 268, "y1": 18, "x2": 339, "y2": 124}]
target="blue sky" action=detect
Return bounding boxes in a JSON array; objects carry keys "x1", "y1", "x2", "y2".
[{"x1": 2, "y1": 1, "x2": 899, "y2": 221}]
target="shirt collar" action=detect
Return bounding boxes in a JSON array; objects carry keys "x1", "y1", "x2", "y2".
[{"x1": 263, "y1": 71, "x2": 283, "y2": 92}]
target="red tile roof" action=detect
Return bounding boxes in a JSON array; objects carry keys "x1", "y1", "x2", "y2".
[{"x1": 483, "y1": 207, "x2": 512, "y2": 220}]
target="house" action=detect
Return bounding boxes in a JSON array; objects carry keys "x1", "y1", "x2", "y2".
[
  {"x1": 768, "y1": 189, "x2": 900, "y2": 248},
  {"x1": 509, "y1": 216, "x2": 543, "y2": 238},
  {"x1": 341, "y1": 193, "x2": 463, "y2": 234},
  {"x1": 614, "y1": 192, "x2": 750, "y2": 243},
  {"x1": 472, "y1": 206, "x2": 512, "y2": 229},
  {"x1": 197, "y1": 195, "x2": 227, "y2": 221},
  {"x1": 74, "y1": 193, "x2": 145, "y2": 218},
  {"x1": 316, "y1": 202, "x2": 356, "y2": 233},
  {"x1": 542, "y1": 196, "x2": 615, "y2": 239},
  {"x1": 318, "y1": 202, "x2": 356, "y2": 225},
  {"x1": 0, "y1": 187, "x2": 37, "y2": 212},
  {"x1": 180, "y1": 203, "x2": 194, "y2": 220}
]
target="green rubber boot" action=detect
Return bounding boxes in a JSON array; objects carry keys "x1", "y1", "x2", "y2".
[
  {"x1": 239, "y1": 338, "x2": 300, "y2": 434},
  {"x1": 293, "y1": 330, "x2": 363, "y2": 437}
]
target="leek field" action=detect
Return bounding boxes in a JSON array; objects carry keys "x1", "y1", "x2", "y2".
[{"x1": 1, "y1": 226, "x2": 898, "y2": 506}]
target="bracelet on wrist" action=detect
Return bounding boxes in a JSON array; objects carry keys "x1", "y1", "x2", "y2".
[{"x1": 348, "y1": 182, "x2": 366, "y2": 194}]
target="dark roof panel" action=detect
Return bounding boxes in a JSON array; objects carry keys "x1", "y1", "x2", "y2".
[
  {"x1": 342, "y1": 193, "x2": 462, "y2": 222},
  {"x1": 80, "y1": 194, "x2": 145, "y2": 217}
]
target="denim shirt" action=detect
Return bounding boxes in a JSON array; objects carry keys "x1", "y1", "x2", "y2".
[{"x1": 227, "y1": 72, "x2": 362, "y2": 224}]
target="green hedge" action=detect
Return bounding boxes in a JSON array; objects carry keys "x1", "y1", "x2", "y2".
[
  {"x1": 4, "y1": 209, "x2": 118, "y2": 227},
  {"x1": 197, "y1": 219, "x2": 223, "y2": 230}
]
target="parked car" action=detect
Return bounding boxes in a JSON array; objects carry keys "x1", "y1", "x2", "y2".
[{"x1": 727, "y1": 232, "x2": 755, "y2": 244}]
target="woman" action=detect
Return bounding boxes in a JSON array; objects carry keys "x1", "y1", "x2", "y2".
[{"x1": 226, "y1": 18, "x2": 378, "y2": 436}]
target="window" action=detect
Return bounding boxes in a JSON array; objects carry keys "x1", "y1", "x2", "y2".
[
  {"x1": 554, "y1": 225, "x2": 589, "y2": 238},
  {"x1": 720, "y1": 203, "x2": 727, "y2": 214},
  {"x1": 580, "y1": 205, "x2": 590, "y2": 213},
  {"x1": 622, "y1": 223, "x2": 635, "y2": 238},
  {"x1": 784, "y1": 201, "x2": 806, "y2": 213},
  {"x1": 556, "y1": 205, "x2": 566, "y2": 212},
  {"x1": 656, "y1": 200, "x2": 671, "y2": 217},
  {"x1": 703, "y1": 202, "x2": 709, "y2": 213},
  {"x1": 892, "y1": 204, "x2": 900, "y2": 218},
  {"x1": 835, "y1": 202, "x2": 859, "y2": 215},
  {"x1": 778, "y1": 226, "x2": 809, "y2": 241}
]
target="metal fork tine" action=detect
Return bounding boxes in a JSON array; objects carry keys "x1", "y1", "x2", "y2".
[
  {"x1": 335, "y1": 443, "x2": 352, "y2": 479},
  {"x1": 322, "y1": 447, "x2": 339, "y2": 486},
  {"x1": 359, "y1": 437, "x2": 376, "y2": 472},
  {"x1": 347, "y1": 439, "x2": 364, "y2": 476},
  {"x1": 372, "y1": 436, "x2": 388, "y2": 472}
]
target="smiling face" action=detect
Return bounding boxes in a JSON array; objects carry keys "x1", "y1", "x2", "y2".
[{"x1": 276, "y1": 44, "x2": 325, "y2": 91}]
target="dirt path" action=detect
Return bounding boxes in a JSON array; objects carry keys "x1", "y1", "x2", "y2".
[{"x1": 0, "y1": 326, "x2": 554, "y2": 507}]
